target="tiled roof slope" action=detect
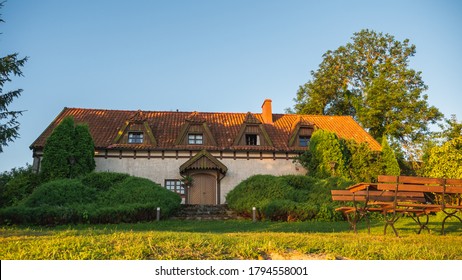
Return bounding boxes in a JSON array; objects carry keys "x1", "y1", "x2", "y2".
[{"x1": 30, "y1": 108, "x2": 381, "y2": 152}]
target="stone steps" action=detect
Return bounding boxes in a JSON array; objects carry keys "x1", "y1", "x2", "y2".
[{"x1": 170, "y1": 204, "x2": 239, "y2": 220}]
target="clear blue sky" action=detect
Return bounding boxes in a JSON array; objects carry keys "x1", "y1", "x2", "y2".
[{"x1": 1, "y1": 0, "x2": 461, "y2": 172}]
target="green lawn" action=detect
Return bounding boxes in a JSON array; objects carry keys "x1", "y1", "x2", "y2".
[{"x1": 1, "y1": 216, "x2": 461, "y2": 260}]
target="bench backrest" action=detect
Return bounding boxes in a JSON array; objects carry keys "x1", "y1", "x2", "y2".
[{"x1": 377, "y1": 175, "x2": 462, "y2": 194}]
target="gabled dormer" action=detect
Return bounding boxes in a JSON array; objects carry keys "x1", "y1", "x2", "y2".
[
  {"x1": 233, "y1": 112, "x2": 273, "y2": 147},
  {"x1": 288, "y1": 116, "x2": 315, "y2": 148},
  {"x1": 112, "y1": 110, "x2": 157, "y2": 146},
  {"x1": 174, "y1": 112, "x2": 217, "y2": 146}
]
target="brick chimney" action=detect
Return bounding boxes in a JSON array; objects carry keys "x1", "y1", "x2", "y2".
[{"x1": 261, "y1": 99, "x2": 273, "y2": 124}]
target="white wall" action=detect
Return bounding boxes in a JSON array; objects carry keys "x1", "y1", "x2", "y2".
[{"x1": 95, "y1": 156, "x2": 306, "y2": 203}]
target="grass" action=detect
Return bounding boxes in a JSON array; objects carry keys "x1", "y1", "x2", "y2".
[{"x1": 1, "y1": 215, "x2": 461, "y2": 260}]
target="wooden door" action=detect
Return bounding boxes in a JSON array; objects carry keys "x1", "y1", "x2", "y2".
[{"x1": 189, "y1": 173, "x2": 216, "y2": 205}]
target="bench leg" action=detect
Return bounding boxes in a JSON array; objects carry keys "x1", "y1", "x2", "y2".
[
  {"x1": 344, "y1": 210, "x2": 369, "y2": 234},
  {"x1": 409, "y1": 213, "x2": 431, "y2": 234},
  {"x1": 345, "y1": 212, "x2": 359, "y2": 233},
  {"x1": 441, "y1": 209, "x2": 462, "y2": 235},
  {"x1": 384, "y1": 212, "x2": 400, "y2": 237}
]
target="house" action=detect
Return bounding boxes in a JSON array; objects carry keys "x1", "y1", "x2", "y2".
[{"x1": 30, "y1": 99, "x2": 381, "y2": 205}]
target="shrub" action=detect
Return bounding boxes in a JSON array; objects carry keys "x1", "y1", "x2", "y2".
[
  {"x1": 21, "y1": 179, "x2": 96, "y2": 207},
  {"x1": 99, "y1": 176, "x2": 181, "y2": 217},
  {"x1": 421, "y1": 136, "x2": 462, "y2": 179},
  {"x1": 226, "y1": 174, "x2": 352, "y2": 222},
  {"x1": 80, "y1": 172, "x2": 129, "y2": 191},
  {"x1": 0, "y1": 172, "x2": 181, "y2": 225},
  {"x1": 225, "y1": 175, "x2": 292, "y2": 216},
  {"x1": 0, "y1": 165, "x2": 42, "y2": 207}
]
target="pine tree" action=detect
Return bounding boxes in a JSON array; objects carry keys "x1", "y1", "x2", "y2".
[
  {"x1": 380, "y1": 137, "x2": 400, "y2": 176},
  {"x1": 72, "y1": 124, "x2": 96, "y2": 177},
  {"x1": 0, "y1": 3, "x2": 28, "y2": 152},
  {"x1": 40, "y1": 117, "x2": 75, "y2": 180}
]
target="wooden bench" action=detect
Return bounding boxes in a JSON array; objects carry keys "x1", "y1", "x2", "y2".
[
  {"x1": 378, "y1": 175, "x2": 462, "y2": 235},
  {"x1": 331, "y1": 187, "x2": 432, "y2": 234},
  {"x1": 332, "y1": 175, "x2": 462, "y2": 236}
]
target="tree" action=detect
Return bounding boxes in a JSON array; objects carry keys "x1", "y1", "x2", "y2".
[
  {"x1": 0, "y1": 3, "x2": 28, "y2": 152},
  {"x1": 421, "y1": 136, "x2": 462, "y2": 179},
  {"x1": 379, "y1": 137, "x2": 400, "y2": 176},
  {"x1": 72, "y1": 124, "x2": 96, "y2": 177},
  {"x1": 293, "y1": 29, "x2": 443, "y2": 162},
  {"x1": 436, "y1": 114, "x2": 462, "y2": 142},
  {"x1": 343, "y1": 139, "x2": 379, "y2": 182},
  {"x1": 41, "y1": 116, "x2": 95, "y2": 180},
  {"x1": 298, "y1": 129, "x2": 346, "y2": 178}
]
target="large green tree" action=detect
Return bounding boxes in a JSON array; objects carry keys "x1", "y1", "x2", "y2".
[
  {"x1": 41, "y1": 117, "x2": 95, "y2": 180},
  {"x1": 0, "y1": 3, "x2": 28, "y2": 152},
  {"x1": 294, "y1": 29, "x2": 443, "y2": 161}
]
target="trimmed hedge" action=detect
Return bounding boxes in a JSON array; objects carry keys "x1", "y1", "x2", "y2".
[
  {"x1": 226, "y1": 174, "x2": 351, "y2": 222},
  {"x1": 0, "y1": 172, "x2": 181, "y2": 226}
]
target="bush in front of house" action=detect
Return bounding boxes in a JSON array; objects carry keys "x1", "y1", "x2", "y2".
[
  {"x1": 0, "y1": 172, "x2": 181, "y2": 226},
  {"x1": 21, "y1": 179, "x2": 97, "y2": 207},
  {"x1": 0, "y1": 165, "x2": 42, "y2": 207},
  {"x1": 226, "y1": 174, "x2": 351, "y2": 222}
]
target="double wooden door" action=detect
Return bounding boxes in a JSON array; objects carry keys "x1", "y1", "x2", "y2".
[{"x1": 189, "y1": 173, "x2": 217, "y2": 205}]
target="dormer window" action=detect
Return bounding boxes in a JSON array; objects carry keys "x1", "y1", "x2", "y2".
[
  {"x1": 188, "y1": 134, "x2": 203, "y2": 145},
  {"x1": 245, "y1": 134, "x2": 260, "y2": 146},
  {"x1": 128, "y1": 132, "x2": 144, "y2": 144},
  {"x1": 299, "y1": 136, "x2": 310, "y2": 147}
]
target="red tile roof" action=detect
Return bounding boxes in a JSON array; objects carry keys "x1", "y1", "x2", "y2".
[{"x1": 30, "y1": 107, "x2": 381, "y2": 152}]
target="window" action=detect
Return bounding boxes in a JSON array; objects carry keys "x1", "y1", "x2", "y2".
[
  {"x1": 128, "y1": 132, "x2": 144, "y2": 144},
  {"x1": 188, "y1": 134, "x2": 203, "y2": 145},
  {"x1": 245, "y1": 134, "x2": 260, "y2": 145},
  {"x1": 299, "y1": 136, "x2": 310, "y2": 147},
  {"x1": 165, "y1": 180, "x2": 185, "y2": 195}
]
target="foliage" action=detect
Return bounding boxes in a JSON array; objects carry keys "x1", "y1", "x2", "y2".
[
  {"x1": 293, "y1": 29, "x2": 443, "y2": 164},
  {"x1": 297, "y1": 129, "x2": 400, "y2": 181},
  {"x1": 40, "y1": 116, "x2": 95, "y2": 181},
  {"x1": 421, "y1": 136, "x2": 462, "y2": 179},
  {"x1": 378, "y1": 137, "x2": 400, "y2": 176},
  {"x1": 226, "y1": 174, "x2": 350, "y2": 222},
  {"x1": 298, "y1": 130, "x2": 346, "y2": 178},
  {"x1": 435, "y1": 114, "x2": 462, "y2": 142},
  {"x1": 0, "y1": 3, "x2": 29, "y2": 152},
  {"x1": 21, "y1": 179, "x2": 97, "y2": 207},
  {"x1": 80, "y1": 172, "x2": 129, "y2": 191},
  {"x1": 71, "y1": 124, "x2": 96, "y2": 177},
  {"x1": 0, "y1": 165, "x2": 41, "y2": 207},
  {"x1": 342, "y1": 139, "x2": 379, "y2": 182},
  {"x1": 0, "y1": 172, "x2": 181, "y2": 225}
]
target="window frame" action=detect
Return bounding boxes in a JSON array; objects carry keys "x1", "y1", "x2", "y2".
[
  {"x1": 188, "y1": 133, "x2": 204, "y2": 145},
  {"x1": 245, "y1": 134, "x2": 260, "y2": 146},
  {"x1": 299, "y1": 135, "x2": 310, "y2": 147},
  {"x1": 164, "y1": 179, "x2": 185, "y2": 195},
  {"x1": 128, "y1": 131, "x2": 144, "y2": 144}
]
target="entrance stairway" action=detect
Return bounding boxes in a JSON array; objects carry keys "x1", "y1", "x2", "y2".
[{"x1": 170, "y1": 204, "x2": 239, "y2": 220}]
